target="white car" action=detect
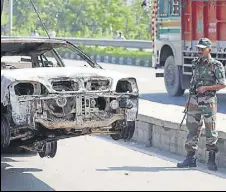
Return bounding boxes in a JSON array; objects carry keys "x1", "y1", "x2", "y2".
[{"x1": 1, "y1": 37, "x2": 139, "y2": 158}]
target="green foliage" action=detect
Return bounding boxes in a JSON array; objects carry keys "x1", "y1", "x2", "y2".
[
  {"x1": 79, "y1": 46, "x2": 152, "y2": 60},
  {"x1": 1, "y1": 0, "x2": 151, "y2": 40}
]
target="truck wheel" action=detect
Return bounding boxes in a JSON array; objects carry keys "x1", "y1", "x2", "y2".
[
  {"x1": 164, "y1": 56, "x2": 185, "y2": 96},
  {"x1": 1, "y1": 114, "x2": 11, "y2": 149}
]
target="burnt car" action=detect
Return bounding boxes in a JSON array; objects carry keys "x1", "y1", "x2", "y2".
[{"x1": 1, "y1": 37, "x2": 139, "y2": 157}]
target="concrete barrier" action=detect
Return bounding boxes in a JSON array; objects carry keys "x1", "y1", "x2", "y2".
[{"x1": 133, "y1": 100, "x2": 226, "y2": 168}]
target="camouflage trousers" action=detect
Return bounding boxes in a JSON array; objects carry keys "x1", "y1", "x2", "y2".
[{"x1": 185, "y1": 95, "x2": 218, "y2": 153}]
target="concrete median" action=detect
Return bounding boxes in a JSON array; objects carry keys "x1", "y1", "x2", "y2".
[{"x1": 133, "y1": 99, "x2": 226, "y2": 168}]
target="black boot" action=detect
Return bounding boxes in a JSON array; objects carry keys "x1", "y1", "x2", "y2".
[
  {"x1": 207, "y1": 151, "x2": 217, "y2": 171},
  {"x1": 177, "y1": 152, "x2": 197, "y2": 168}
]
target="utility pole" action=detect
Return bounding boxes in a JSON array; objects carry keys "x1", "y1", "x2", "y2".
[
  {"x1": 9, "y1": 0, "x2": 13, "y2": 36},
  {"x1": 1, "y1": 0, "x2": 5, "y2": 15}
]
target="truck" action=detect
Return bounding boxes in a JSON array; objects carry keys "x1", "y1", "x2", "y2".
[{"x1": 151, "y1": 0, "x2": 226, "y2": 96}]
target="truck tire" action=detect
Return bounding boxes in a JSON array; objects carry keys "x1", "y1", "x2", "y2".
[
  {"x1": 164, "y1": 56, "x2": 185, "y2": 96},
  {"x1": 1, "y1": 114, "x2": 11, "y2": 149}
]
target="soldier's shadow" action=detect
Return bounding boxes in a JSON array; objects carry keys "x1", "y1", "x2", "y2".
[
  {"x1": 96, "y1": 165, "x2": 226, "y2": 179},
  {"x1": 1, "y1": 157, "x2": 55, "y2": 191}
]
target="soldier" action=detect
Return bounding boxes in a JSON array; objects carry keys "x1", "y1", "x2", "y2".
[{"x1": 177, "y1": 38, "x2": 226, "y2": 171}]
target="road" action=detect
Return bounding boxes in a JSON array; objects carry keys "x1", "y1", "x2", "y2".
[{"x1": 1, "y1": 136, "x2": 226, "y2": 191}]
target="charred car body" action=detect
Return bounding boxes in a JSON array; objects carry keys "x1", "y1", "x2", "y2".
[{"x1": 1, "y1": 37, "x2": 139, "y2": 157}]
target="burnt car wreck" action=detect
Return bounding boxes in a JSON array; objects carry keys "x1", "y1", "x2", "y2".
[{"x1": 1, "y1": 37, "x2": 139, "y2": 158}]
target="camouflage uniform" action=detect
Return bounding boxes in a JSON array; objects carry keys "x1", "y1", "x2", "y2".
[
  {"x1": 177, "y1": 38, "x2": 226, "y2": 171},
  {"x1": 185, "y1": 57, "x2": 226, "y2": 153}
]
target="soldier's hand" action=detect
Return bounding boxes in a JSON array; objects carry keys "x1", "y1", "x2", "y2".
[{"x1": 196, "y1": 86, "x2": 207, "y2": 94}]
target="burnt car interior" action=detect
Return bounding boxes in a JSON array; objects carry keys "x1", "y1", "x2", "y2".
[
  {"x1": 1, "y1": 38, "x2": 103, "y2": 70},
  {"x1": 1, "y1": 39, "x2": 65, "y2": 69}
]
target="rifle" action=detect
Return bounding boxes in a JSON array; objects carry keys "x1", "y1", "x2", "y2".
[
  {"x1": 179, "y1": 92, "x2": 191, "y2": 128},
  {"x1": 179, "y1": 56, "x2": 201, "y2": 128}
]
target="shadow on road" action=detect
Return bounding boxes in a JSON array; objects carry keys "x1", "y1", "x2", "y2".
[
  {"x1": 1, "y1": 157, "x2": 55, "y2": 191},
  {"x1": 96, "y1": 166, "x2": 191, "y2": 172},
  {"x1": 140, "y1": 92, "x2": 226, "y2": 114},
  {"x1": 1, "y1": 148, "x2": 38, "y2": 158}
]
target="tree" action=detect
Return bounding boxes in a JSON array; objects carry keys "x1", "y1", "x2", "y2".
[{"x1": 1, "y1": 0, "x2": 151, "y2": 40}]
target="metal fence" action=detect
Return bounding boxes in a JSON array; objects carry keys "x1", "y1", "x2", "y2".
[
  {"x1": 2, "y1": 35, "x2": 153, "y2": 67},
  {"x1": 2, "y1": 36, "x2": 153, "y2": 49}
]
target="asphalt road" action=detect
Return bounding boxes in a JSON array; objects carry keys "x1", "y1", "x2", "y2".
[{"x1": 1, "y1": 136, "x2": 226, "y2": 191}]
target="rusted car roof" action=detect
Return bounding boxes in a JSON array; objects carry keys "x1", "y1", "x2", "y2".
[{"x1": 1, "y1": 37, "x2": 67, "y2": 56}]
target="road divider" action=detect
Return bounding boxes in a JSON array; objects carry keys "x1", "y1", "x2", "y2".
[
  {"x1": 133, "y1": 99, "x2": 226, "y2": 168},
  {"x1": 62, "y1": 52, "x2": 152, "y2": 67}
]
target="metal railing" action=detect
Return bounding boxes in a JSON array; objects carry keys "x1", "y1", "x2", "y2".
[{"x1": 2, "y1": 36, "x2": 153, "y2": 49}]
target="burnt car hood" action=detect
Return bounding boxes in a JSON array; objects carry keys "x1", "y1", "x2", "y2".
[
  {"x1": 1, "y1": 66, "x2": 135, "y2": 103},
  {"x1": 1, "y1": 66, "x2": 133, "y2": 81}
]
